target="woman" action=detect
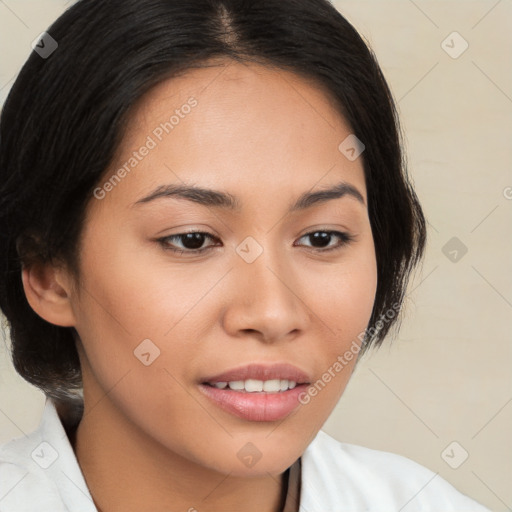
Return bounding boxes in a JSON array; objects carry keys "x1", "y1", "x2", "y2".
[{"x1": 0, "y1": 0, "x2": 490, "y2": 510}]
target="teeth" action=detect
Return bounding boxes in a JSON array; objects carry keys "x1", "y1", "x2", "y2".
[
  {"x1": 245, "y1": 379, "x2": 263, "y2": 392},
  {"x1": 263, "y1": 379, "x2": 281, "y2": 392},
  {"x1": 209, "y1": 379, "x2": 298, "y2": 393},
  {"x1": 228, "y1": 380, "x2": 245, "y2": 391}
]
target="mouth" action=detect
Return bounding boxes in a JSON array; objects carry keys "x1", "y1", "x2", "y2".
[{"x1": 198, "y1": 363, "x2": 311, "y2": 422}]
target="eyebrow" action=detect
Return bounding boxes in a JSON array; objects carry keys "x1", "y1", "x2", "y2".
[{"x1": 132, "y1": 180, "x2": 365, "y2": 212}]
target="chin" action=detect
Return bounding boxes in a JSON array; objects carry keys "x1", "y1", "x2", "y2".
[{"x1": 196, "y1": 434, "x2": 303, "y2": 477}]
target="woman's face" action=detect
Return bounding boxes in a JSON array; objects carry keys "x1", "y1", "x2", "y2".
[{"x1": 69, "y1": 60, "x2": 377, "y2": 477}]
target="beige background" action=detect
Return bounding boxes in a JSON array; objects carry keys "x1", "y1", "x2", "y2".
[{"x1": 0, "y1": 1, "x2": 511, "y2": 510}]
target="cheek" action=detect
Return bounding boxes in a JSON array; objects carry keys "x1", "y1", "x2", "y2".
[
  {"x1": 304, "y1": 238, "x2": 378, "y2": 341},
  {"x1": 72, "y1": 250, "x2": 210, "y2": 449},
  {"x1": 308, "y1": 243, "x2": 377, "y2": 372},
  {"x1": 74, "y1": 224, "x2": 200, "y2": 340}
]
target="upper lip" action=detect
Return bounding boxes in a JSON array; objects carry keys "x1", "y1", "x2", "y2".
[{"x1": 201, "y1": 363, "x2": 311, "y2": 384}]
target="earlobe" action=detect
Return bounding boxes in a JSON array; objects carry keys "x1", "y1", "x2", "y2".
[{"x1": 21, "y1": 262, "x2": 76, "y2": 327}]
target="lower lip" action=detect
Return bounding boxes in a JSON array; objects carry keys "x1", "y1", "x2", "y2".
[{"x1": 198, "y1": 383, "x2": 309, "y2": 422}]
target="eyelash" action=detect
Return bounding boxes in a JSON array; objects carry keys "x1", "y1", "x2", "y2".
[{"x1": 156, "y1": 229, "x2": 355, "y2": 256}]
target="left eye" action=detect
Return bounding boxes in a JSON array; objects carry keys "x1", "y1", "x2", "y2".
[
  {"x1": 157, "y1": 229, "x2": 354, "y2": 255},
  {"x1": 296, "y1": 230, "x2": 354, "y2": 252}
]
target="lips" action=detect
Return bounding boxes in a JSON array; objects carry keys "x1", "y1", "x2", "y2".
[{"x1": 198, "y1": 363, "x2": 312, "y2": 422}]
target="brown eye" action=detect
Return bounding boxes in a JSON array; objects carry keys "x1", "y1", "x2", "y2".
[
  {"x1": 157, "y1": 231, "x2": 219, "y2": 254},
  {"x1": 296, "y1": 230, "x2": 354, "y2": 252}
]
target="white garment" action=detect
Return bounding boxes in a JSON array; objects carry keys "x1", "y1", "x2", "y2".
[{"x1": 0, "y1": 397, "x2": 490, "y2": 511}]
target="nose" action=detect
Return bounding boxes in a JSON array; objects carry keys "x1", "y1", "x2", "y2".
[{"x1": 221, "y1": 246, "x2": 310, "y2": 343}]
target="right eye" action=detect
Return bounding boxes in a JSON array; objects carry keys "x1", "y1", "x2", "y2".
[{"x1": 156, "y1": 230, "x2": 221, "y2": 255}]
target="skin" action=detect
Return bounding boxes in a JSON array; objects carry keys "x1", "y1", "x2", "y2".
[{"x1": 22, "y1": 59, "x2": 377, "y2": 512}]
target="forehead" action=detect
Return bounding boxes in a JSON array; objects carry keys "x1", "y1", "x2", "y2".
[
  {"x1": 101, "y1": 59, "x2": 367, "y2": 209},
  {"x1": 129, "y1": 59, "x2": 345, "y2": 128}
]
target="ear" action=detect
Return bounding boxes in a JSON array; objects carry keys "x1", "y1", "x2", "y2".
[{"x1": 21, "y1": 261, "x2": 77, "y2": 327}]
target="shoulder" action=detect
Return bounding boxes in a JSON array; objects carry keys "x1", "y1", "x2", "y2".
[
  {"x1": 0, "y1": 427, "x2": 65, "y2": 511},
  {"x1": 0, "y1": 399, "x2": 95, "y2": 512},
  {"x1": 299, "y1": 430, "x2": 491, "y2": 511}
]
